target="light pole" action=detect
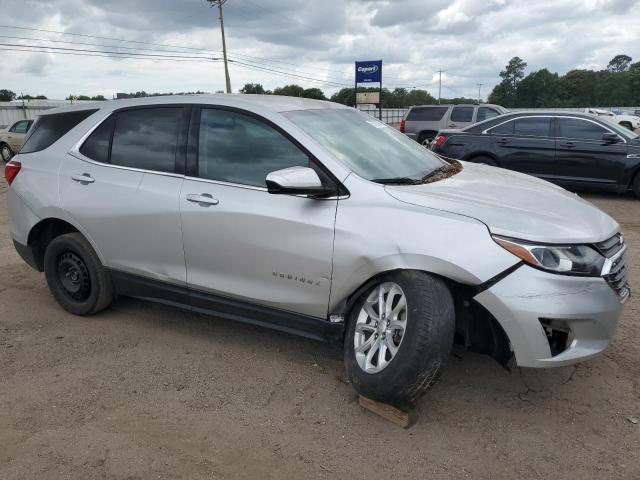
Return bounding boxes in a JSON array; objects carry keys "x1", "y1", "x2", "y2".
[{"x1": 477, "y1": 83, "x2": 484, "y2": 104}]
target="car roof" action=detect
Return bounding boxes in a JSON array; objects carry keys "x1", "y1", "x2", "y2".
[
  {"x1": 41, "y1": 94, "x2": 350, "y2": 116},
  {"x1": 409, "y1": 103, "x2": 502, "y2": 109},
  {"x1": 499, "y1": 111, "x2": 602, "y2": 119}
]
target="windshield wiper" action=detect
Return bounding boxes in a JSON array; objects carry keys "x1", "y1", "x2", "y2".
[{"x1": 371, "y1": 176, "x2": 419, "y2": 185}]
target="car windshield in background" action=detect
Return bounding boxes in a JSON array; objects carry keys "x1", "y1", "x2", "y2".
[
  {"x1": 284, "y1": 109, "x2": 445, "y2": 182},
  {"x1": 607, "y1": 120, "x2": 639, "y2": 140}
]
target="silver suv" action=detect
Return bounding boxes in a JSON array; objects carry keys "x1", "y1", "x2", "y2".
[
  {"x1": 6, "y1": 95, "x2": 628, "y2": 408},
  {"x1": 401, "y1": 103, "x2": 507, "y2": 145}
]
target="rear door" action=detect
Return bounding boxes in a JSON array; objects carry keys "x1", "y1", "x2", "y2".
[
  {"x1": 490, "y1": 116, "x2": 556, "y2": 178},
  {"x1": 447, "y1": 106, "x2": 475, "y2": 129},
  {"x1": 179, "y1": 107, "x2": 337, "y2": 320},
  {"x1": 61, "y1": 106, "x2": 188, "y2": 286},
  {"x1": 554, "y1": 117, "x2": 628, "y2": 188}
]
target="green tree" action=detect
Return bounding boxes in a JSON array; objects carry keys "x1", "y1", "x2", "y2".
[
  {"x1": 488, "y1": 57, "x2": 527, "y2": 107},
  {"x1": 607, "y1": 54, "x2": 632, "y2": 73},
  {"x1": 302, "y1": 87, "x2": 326, "y2": 100},
  {"x1": 559, "y1": 69, "x2": 597, "y2": 107},
  {"x1": 330, "y1": 87, "x2": 356, "y2": 106},
  {"x1": 516, "y1": 69, "x2": 561, "y2": 107},
  {"x1": 0, "y1": 89, "x2": 16, "y2": 101},
  {"x1": 272, "y1": 84, "x2": 305, "y2": 97},
  {"x1": 239, "y1": 83, "x2": 266, "y2": 94},
  {"x1": 91, "y1": 95, "x2": 107, "y2": 101}
]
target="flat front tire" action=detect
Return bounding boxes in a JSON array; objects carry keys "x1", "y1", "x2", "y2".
[
  {"x1": 344, "y1": 271, "x2": 455, "y2": 409},
  {"x1": 44, "y1": 232, "x2": 114, "y2": 315}
]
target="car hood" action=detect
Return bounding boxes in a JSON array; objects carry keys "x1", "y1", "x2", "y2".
[{"x1": 384, "y1": 161, "x2": 619, "y2": 244}]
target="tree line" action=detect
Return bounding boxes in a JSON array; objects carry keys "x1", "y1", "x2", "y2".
[
  {"x1": 3, "y1": 53, "x2": 638, "y2": 108},
  {"x1": 488, "y1": 55, "x2": 640, "y2": 108}
]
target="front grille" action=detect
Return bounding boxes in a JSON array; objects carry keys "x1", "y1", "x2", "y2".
[
  {"x1": 598, "y1": 233, "x2": 630, "y2": 300},
  {"x1": 595, "y1": 232, "x2": 624, "y2": 257}
]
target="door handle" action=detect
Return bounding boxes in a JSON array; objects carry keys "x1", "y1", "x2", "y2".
[
  {"x1": 562, "y1": 142, "x2": 576, "y2": 148},
  {"x1": 496, "y1": 138, "x2": 509, "y2": 145},
  {"x1": 187, "y1": 193, "x2": 219, "y2": 206},
  {"x1": 448, "y1": 124, "x2": 457, "y2": 128},
  {"x1": 71, "y1": 173, "x2": 95, "y2": 184}
]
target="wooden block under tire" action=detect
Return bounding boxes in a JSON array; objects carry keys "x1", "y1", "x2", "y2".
[{"x1": 358, "y1": 395, "x2": 417, "y2": 428}]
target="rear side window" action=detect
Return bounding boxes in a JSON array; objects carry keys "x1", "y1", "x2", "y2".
[
  {"x1": 198, "y1": 108, "x2": 309, "y2": 187},
  {"x1": 558, "y1": 118, "x2": 608, "y2": 141},
  {"x1": 80, "y1": 115, "x2": 116, "y2": 163},
  {"x1": 514, "y1": 117, "x2": 552, "y2": 137},
  {"x1": 20, "y1": 109, "x2": 97, "y2": 153},
  {"x1": 490, "y1": 120, "x2": 514, "y2": 135},
  {"x1": 110, "y1": 108, "x2": 183, "y2": 173},
  {"x1": 476, "y1": 107, "x2": 500, "y2": 122},
  {"x1": 10, "y1": 120, "x2": 30, "y2": 133},
  {"x1": 406, "y1": 107, "x2": 448, "y2": 121},
  {"x1": 450, "y1": 107, "x2": 474, "y2": 123}
]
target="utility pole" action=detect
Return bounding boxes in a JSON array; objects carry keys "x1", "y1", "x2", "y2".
[
  {"x1": 207, "y1": 0, "x2": 232, "y2": 93},
  {"x1": 477, "y1": 83, "x2": 484, "y2": 104},
  {"x1": 436, "y1": 70, "x2": 444, "y2": 104}
]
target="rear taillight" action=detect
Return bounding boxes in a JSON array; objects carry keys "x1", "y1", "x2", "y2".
[
  {"x1": 5, "y1": 161, "x2": 21, "y2": 185},
  {"x1": 432, "y1": 135, "x2": 446, "y2": 148},
  {"x1": 400, "y1": 119, "x2": 405, "y2": 133}
]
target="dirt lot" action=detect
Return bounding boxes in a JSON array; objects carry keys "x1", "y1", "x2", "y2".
[{"x1": 0, "y1": 178, "x2": 638, "y2": 480}]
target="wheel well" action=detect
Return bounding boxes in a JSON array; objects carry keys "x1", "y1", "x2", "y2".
[
  {"x1": 333, "y1": 269, "x2": 512, "y2": 366},
  {"x1": 620, "y1": 121, "x2": 632, "y2": 128},
  {"x1": 27, "y1": 219, "x2": 79, "y2": 271},
  {"x1": 464, "y1": 152, "x2": 501, "y2": 166}
]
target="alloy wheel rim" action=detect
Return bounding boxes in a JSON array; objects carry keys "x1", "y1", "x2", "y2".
[
  {"x1": 57, "y1": 252, "x2": 91, "y2": 301},
  {"x1": 353, "y1": 282, "x2": 407, "y2": 374}
]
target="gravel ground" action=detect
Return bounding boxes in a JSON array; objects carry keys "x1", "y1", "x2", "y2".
[{"x1": 0, "y1": 178, "x2": 638, "y2": 479}]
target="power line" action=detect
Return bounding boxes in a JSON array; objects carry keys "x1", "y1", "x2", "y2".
[{"x1": 0, "y1": 47, "x2": 217, "y2": 63}]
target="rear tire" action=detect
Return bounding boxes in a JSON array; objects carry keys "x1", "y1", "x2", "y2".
[
  {"x1": 344, "y1": 271, "x2": 455, "y2": 409},
  {"x1": 44, "y1": 232, "x2": 113, "y2": 315},
  {"x1": 0, "y1": 143, "x2": 13, "y2": 163},
  {"x1": 471, "y1": 155, "x2": 498, "y2": 167}
]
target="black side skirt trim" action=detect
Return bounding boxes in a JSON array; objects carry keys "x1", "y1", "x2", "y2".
[{"x1": 107, "y1": 269, "x2": 343, "y2": 344}]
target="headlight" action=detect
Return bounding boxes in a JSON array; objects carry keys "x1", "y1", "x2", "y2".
[{"x1": 492, "y1": 235, "x2": 604, "y2": 276}]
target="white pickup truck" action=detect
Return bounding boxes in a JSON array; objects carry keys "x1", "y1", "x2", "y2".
[{"x1": 585, "y1": 108, "x2": 640, "y2": 131}]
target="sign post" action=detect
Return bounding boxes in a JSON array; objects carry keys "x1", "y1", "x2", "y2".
[{"x1": 355, "y1": 60, "x2": 383, "y2": 121}]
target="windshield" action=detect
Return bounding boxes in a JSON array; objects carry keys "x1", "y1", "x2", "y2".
[
  {"x1": 284, "y1": 108, "x2": 445, "y2": 181},
  {"x1": 607, "y1": 120, "x2": 639, "y2": 140}
]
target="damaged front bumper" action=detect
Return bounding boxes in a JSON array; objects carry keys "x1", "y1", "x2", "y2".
[{"x1": 474, "y1": 265, "x2": 626, "y2": 368}]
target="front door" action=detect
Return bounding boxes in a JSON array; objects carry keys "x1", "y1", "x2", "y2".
[
  {"x1": 180, "y1": 107, "x2": 337, "y2": 320},
  {"x1": 554, "y1": 117, "x2": 628, "y2": 188}
]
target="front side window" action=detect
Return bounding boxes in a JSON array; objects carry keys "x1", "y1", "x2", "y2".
[
  {"x1": 197, "y1": 108, "x2": 309, "y2": 187},
  {"x1": 514, "y1": 117, "x2": 552, "y2": 137},
  {"x1": 284, "y1": 109, "x2": 444, "y2": 182},
  {"x1": 476, "y1": 107, "x2": 500, "y2": 122},
  {"x1": 558, "y1": 118, "x2": 608, "y2": 141},
  {"x1": 21, "y1": 109, "x2": 97, "y2": 154},
  {"x1": 110, "y1": 108, "x2": 182, "y2": 173}
]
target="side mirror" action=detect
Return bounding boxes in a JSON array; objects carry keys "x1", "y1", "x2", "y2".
[
  {"x1": 266, "y1": 166, "x2": 334, "y2": 196},
  {"x1": 602, "y1": 133, "x2": 620, "y2": 144}
]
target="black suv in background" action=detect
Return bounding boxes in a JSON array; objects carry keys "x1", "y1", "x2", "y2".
[{"x1": 431, "y1": 112, "x2": 640, "y2": 197}]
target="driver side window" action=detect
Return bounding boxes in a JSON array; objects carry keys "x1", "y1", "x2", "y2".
[{"x1": 198, "y1": 108, "x2": 310, "y2": 187}]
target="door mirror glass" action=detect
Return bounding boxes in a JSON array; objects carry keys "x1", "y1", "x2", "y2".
[
  {"x1": 266, "y1": 166, "x2": 333, "y2": 196},
  {"x1": 602, "y1": 132, "x2": 620, "y2": 143}
]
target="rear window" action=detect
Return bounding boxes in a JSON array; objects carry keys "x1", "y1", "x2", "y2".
[
  {"x1": 20, "y1": 110, "x2": 97, "y2": 154},
  {"x1": 514, "y1": 117, "x2": 552, "y2": 137},
  {"x1": 477, "y1": 107, "x2": 500, "y2": 122},
  {"x1": 406, "y1": 107, "x2": 448, "y2": 121},
  {"x1": 489, "y1": 120, "x2": 514, "y2": 135},
  {"x1": 80, "y1": 115, "x2": 116, "y2": 163}
]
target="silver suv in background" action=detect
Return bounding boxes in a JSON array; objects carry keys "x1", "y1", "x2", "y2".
[
  {"x1": 401, "y1": 104, "x2": 507, "y2": 145},
  {"x1": 5, "y1": 95, "x2": 627, "y2": 409}
]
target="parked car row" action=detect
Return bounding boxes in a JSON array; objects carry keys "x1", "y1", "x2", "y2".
[
  {"x1": 429, "y1": 111, "x2": 640, "y2": 198},
  {"x1": 585, "y1": 108, "x2": 640, "y2": 131}
]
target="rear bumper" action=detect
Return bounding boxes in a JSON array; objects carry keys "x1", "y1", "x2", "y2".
[{"x1": 475, "y1": 265, "x2": 625, "y2": 368}]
